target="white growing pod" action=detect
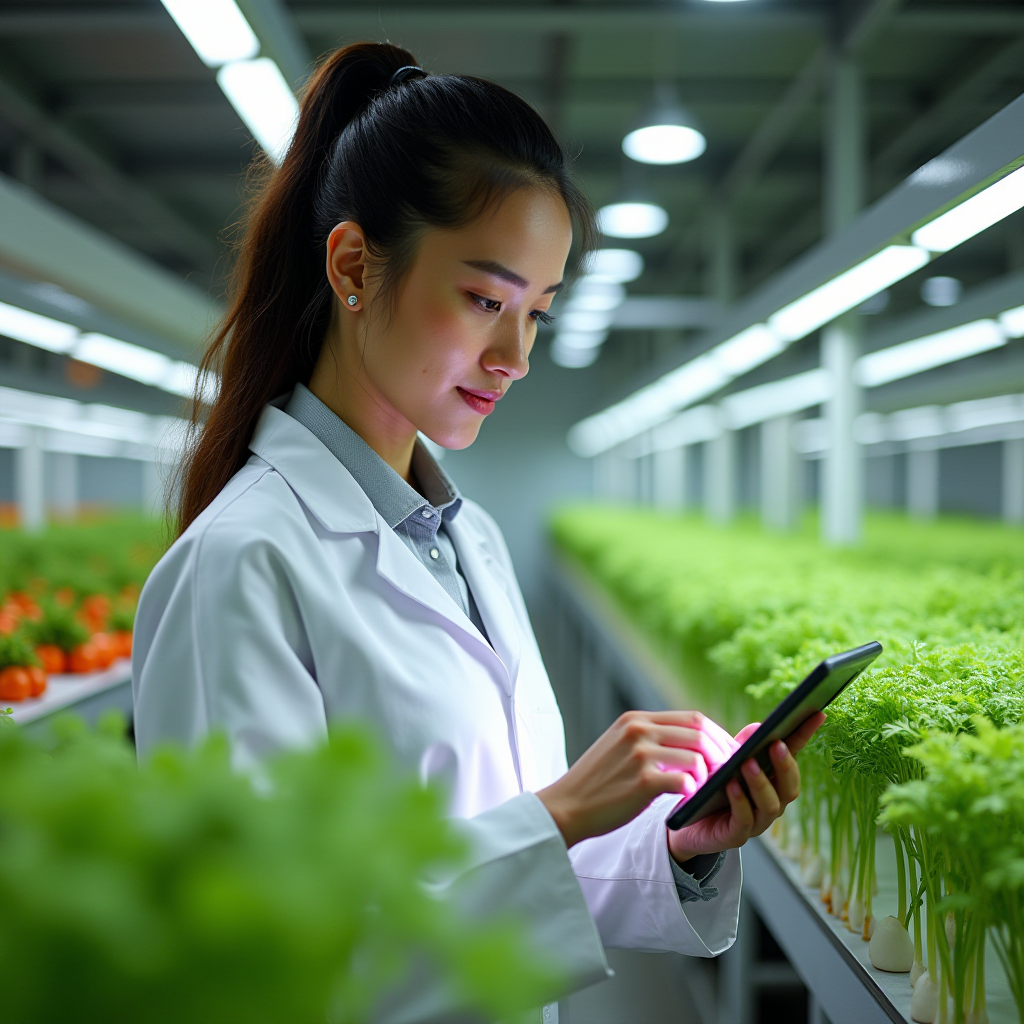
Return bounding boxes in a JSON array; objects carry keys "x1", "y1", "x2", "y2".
[
  {"x1": 830, "y1": 881, "x2": 846, "y2": 917},
  {"x1": 911, "y1": 972, "x2": 939, "y2": 1023},
  {"x1": 868, "y1": 916, "x2": 915, "y2": 972},
  {"x1": 945, "y1": 913, "x2": 957, "y2": 949},
  {"x1": 863, "y1": 915, "x2": 875, "y2": 941},
  {"x1": 821, "y1": 871, "x2": 832, "y2": 905},
  {"x1": 801, "y1": 853, "x2": 824, "y2": 888},
  {"x1": 910, "y1": 960, "x2": 927, "y2": 988},
  {"x1": 848, "y1": 896, "x2": 866, "y2": 934}
]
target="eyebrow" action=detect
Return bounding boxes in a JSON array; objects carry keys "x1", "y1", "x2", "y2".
[{"x1": 462, "y1": 259, "x2": 563, "y2": 294}]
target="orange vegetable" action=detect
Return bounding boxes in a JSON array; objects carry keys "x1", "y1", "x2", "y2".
[
  {"x1": 0, "y1": 666, "x2": 31, "y2": 702},
  {"x1": 0, "y1": 611, "x2": 16, "y2": 636},
  {"x1": 35, "y1": 645, "x2": 66, "y2": 674},
  {"x1": 27, "y1": 666, "x2": 46, "y2": 698},
  {"x1": 69, "y1": 644, "x2": 100, "y2": 674},
  {"x1": 81, "y1": 594, "x2": 112, "y2": 632},
  {"x1": 112, "y1": 631, "x2": 133, "y2": 660},
  {"x1": 90, "y1": 633, "x2": 117, "y2": 670}
]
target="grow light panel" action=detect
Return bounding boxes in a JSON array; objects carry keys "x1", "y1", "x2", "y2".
[
  {"x1": 0, "y1": 300, "x2": 78, "y2": 353},
  {"x1": 912, "y1": 164, "x2": 1024, "y2": 253},
  {"x1": 566, "y1": 282, "x2": 626, "y2": 311},
  {"x1": 713, "y1": 324, "x2": 786, "y2": 377},
  {"x1": 587, "y1": 249, "x2": 644, "y2": 283},
  {"x1": 721, "y1": 369, "x2": 832, "y2": 431},
  {"x1": 159, "y1": 0, "x2": 259, "y2": 67},
  {"x1": 75, "y1": 333, "x2": 174, "y2": 388},
  {"x1": 854, "y1": 319, "x2": 1005, "y2": 387},
  {"x1": 551, "y1": 339, "x2": 600, "y2": 368},
  {"x1": 217, "y1": 58, "x2": 300, "y2": 165},
  {"x1": 768, "y1": 246, "x2": 931, "y2": 342},
  {"x1": 1000, "y1": 304, "x2": 1024, "y2": 338},
  {"x1": 597, "y1": 202, "x2": 668, "y2": 239}
]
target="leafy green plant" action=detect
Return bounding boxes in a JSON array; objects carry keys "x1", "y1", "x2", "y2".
[
  {"x1": 0, "y1": 715, "x2": 559, "y2": 1024},
  {"x1": 23, "y1": 601, "x2": 90, "y2": 653},
  {"x1": 0, "y1": 632, "x2": 40, "y2": 670}
]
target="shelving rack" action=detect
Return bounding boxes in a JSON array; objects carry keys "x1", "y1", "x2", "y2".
[
  {"x1": 9, "y1": 660, "x2": 132, "y2": 737},
  {"x1": 544, "y1": 554, "x2": 1015, "y2": 1024}
]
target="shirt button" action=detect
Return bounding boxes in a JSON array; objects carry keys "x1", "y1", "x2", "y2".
[
  {"x1": 429, "y1": 548, "x2": 440, "y2": 560},
  {"x1": 421, "y1": 509, "x2": 433, "y2": 519}
]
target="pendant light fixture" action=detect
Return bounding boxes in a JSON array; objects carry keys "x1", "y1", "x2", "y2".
[{"x1": 622, "y1": 85, "x2": 706, "y2": 166}]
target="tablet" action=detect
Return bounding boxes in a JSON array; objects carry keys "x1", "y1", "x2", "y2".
[{"x1": 665, "y1": 641, "x2": 882, "y2": 831}]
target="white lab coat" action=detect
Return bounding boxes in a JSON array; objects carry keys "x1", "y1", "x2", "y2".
[{"x1": 133, "y1": 404, "x2": 741, "y2": 1017}]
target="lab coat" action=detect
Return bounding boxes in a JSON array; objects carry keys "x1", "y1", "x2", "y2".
[{"x1": 133, "y1": 403, "x2": 741, "y2": 1016}]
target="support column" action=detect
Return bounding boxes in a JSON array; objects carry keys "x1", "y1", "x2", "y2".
[
  {"x1": 15, "y1": 428, "x2": 45, "y2": 532},
  {"x1": 907, "y1": 446, "x2": 939, "y2": 520},
  {"x1": 821, "y1": 54, "x2": 866, "y2": 546},
  {"x1": 707, "y1": 202, "x2": 737, "y2": 308},
  {"x1": 50, "y1": 451, "x2": 78, "y2": 519},
  {"x1": 760, "y1": 415, "x2": 801, "y2": 531},
  {"x1": 1003, "y1": 437, "x2": 1024, "y2": 524},
  {"x1": 653, "y1": 445, "x2": 687, "y2": 512},
  {"x1": 705, "y1": 429, "x2": 736, "y2": 524}
]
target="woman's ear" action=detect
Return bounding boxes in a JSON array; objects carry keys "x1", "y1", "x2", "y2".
[{"x1": 326, "y1": 221, "x2": 367, "y2": 311}]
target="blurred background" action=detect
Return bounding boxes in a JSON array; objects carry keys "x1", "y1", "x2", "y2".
[{"x1": 1, "y1": 2, "x2": 1023, "y2": 1021}]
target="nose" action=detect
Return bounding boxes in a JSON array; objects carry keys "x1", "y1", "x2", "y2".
[{"x1": 481, "y1": 318, "x2": 530, "y2": 381}]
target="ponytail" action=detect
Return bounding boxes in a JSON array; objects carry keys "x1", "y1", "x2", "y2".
[{"x1": 176, "y1": 42, "x2": 594, "y2": 534}]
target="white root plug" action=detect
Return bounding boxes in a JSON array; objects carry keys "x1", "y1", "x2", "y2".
[
  {"x1": 821, "y1": 872, "x2": 832, "y2": 906},
  {"x1": 910, "y1": 960, "x2": 926, "y2": 988},
  {"x1": 945, "y1": 913, "x2": 957, "y2": 950},
  {"x1": 911, "y1": 972, "x2": 939, "y2": 1023},
  {"x1": 863, "y1": 915, "x2": 875, "y2": 941},
  {"x1": 868, "y1": 916, "x2": 915, "y2": 972},
  {"x1": 801, "y1": 853, "x2": 824, "y2": 888},
  {"x1": 830, "y1": 882, "x2": 846, "y2": 917},
  {"x1": 848, "y1": 896, "x2": 866, "y2": 934}
]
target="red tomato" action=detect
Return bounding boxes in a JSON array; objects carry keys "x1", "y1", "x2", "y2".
[
  {"x1": 35, "y1": 645, "x2": 66, "y2": 674},
  {"x1": 0, "y1": 666, "x2": 31, "y2": 701},
  {"x1": 112, "y1": 631, "x2": 133, "y2": 660},
  {"x1": 0, "y1": 611, "x2": 16, "y2": 636},
  {"x1": 82, "y1": 595, "x2": 112, "y2": 631},
  {"x1": 27, "y1": 666, "x2": 46, "y2": 698},
  {"x1": 90, "y1": 633, "x2": 117, "y2": 670},
  {"x1": 69, "y1": 644, "x2": 100, "y2": 674}
]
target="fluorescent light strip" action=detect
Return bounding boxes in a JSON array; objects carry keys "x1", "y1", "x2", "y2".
[
  {"x1": 159, "y1": 0, "x2": 259, "y2": 67},
  {"x1": 0, "y1": 300, "x2": 215, "y2": 401},
  {"x1": 570, "y1": 159, "x2": 1024, "y2": 457}
]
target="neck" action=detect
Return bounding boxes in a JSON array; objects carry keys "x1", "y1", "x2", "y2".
[{"x1": 307, "y1": 329, "x2": 418, "y2": 483}]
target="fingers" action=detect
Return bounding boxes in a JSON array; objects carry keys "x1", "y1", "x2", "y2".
[
  {"x1": 654, "y1": 744, "x2": 710, "y2": 787},
  {"x1": 741, "y1": 757, "x2": 781, "y2": 821},
  {"x1": 768, "y1": 740, "x2": 801, "y2": 804},
  {"x1": 725, "y1": 778, "x2": 754, "y2": 834},
  {"x1": 734, "y1": 722, "x2": 761, "y2": 745},
  {"x1": 649, "y1": 724, "x2": 731, "y2": 771},
  {"x1": 784, "y1": 711, "x2": 826, "y2": 755},
  {"x1": 648, "y1": 711, "x2": 737, "y2": 757}
]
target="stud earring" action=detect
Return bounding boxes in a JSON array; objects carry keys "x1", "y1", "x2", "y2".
[{"x1": 346, "y1": 295, "x2": 358, "y2": 307}]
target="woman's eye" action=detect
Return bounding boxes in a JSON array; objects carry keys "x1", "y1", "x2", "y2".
[
  {"x1": 468, "y1": 292, "x2": 501, "y2": 312},
  {"x1": 531, "y1": 310, "x2": 556, "y2": 326}
]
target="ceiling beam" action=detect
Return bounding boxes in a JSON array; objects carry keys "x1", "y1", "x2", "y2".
[
  {"x1": 0, "y1": 71, "x2": 221, "y2": 274},
  {"x1": 0, "y1": 173, "x2": 221, "y2": 354}
]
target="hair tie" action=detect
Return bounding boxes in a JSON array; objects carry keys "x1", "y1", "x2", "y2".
[{"x1": 389, "y1": 65, "x2": 426, "y2": 88}]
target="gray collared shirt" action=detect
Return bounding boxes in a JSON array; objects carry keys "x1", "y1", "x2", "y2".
[{"x1": 285, "y1": 384, "x2": 488, "y2": 640}]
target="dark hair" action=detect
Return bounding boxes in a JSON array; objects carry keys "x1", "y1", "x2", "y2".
[{"x1": 176, "y1": 41, "x2": 595, "y2": 534}]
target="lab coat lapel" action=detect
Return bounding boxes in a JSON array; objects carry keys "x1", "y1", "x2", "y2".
[{"x1": 445, "y1": 516, "x2": 522, "y2": 693}]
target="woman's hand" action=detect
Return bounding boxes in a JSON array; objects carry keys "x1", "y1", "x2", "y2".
[
  {"x1": 667, "y1": 711, "x2": 826, "y2": 864},
  {"x1": 536, "y1": 710, "x2": 739, "y2": 849}
]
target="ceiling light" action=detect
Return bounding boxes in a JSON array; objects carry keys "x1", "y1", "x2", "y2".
[
  {"x1": 555, "y1": 331, "x2": 606, "y2": 352},
  {"x1": 552, "y1": 339, "x2": 600, "y2": 368},
  {"x1": 0, "y1": 300, "x2": 79, "y2": 353},
  {"x1": 597, "y1": 202, "x2": 668, "y2": 239},
  {"x1": 587, "y1": 249, "x2": 644, "y2": 283},
  {"x1": 74, "y1": 333, "x2": 175, "y2": 387},
  {"x1": 911, "y1": 164, "x2": 1024, "y2": 253},
  {"x1": 721, "y1": 369, "x2": 831, "y2": 431},
  {"x1": 854, "y1": 319, "x2": 1005, "y2": 387},
  {"x1": 999, "y1": 304, "x2": 1024, "y2": 338},
  {"x1": 768, "y1": 245, "x2": 930, "y2": 342},
  {"x1": 560, "y1": 310, "x2": 616, "y2": 333},
  {"x1": 566, "y1": 282, "x2": 626, "y2": 311},
  {"x1": 217, "y1": 58, "x2": 300, "y2": 165},
  {"x1": 921, "y1": 276, "x2": 962, "y2": 307},
  {"x1": 624, "y1": 125, "x2": 705, "y2": 165},
  {"x1": 712, "y1": 324, "x2": 785, "y2": 377},
  {"x1": 159, "y1": 0, "x2": 259, "y2": 67}
]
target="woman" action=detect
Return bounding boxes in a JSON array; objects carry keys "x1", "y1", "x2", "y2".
[{"x1": 134, "y1": 42, "x2": 822, "y2": 1020}]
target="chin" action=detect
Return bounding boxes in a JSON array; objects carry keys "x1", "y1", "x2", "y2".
[{"x1": 423, "y1": 421, "x2": 482, "y2": 451}]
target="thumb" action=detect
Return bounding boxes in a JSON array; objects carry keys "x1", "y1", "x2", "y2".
[{"x1": 734, "y1": 722, "x2": 761, "y2": 744}]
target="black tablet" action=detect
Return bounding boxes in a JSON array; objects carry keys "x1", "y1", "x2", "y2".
[{"x1": 665, "y1": 641, "x2": 882, "y2": 831}]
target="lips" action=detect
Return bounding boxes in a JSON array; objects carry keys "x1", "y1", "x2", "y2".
[{"x1": 457, "y1": 387, "x2": 502, "y2": 415}]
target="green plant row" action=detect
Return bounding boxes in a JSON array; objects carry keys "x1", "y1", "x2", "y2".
[
  {"x1": 551, "y1": 506, "x2": 1024, "y2": 1024},
  {"x1": 0, "y1": 714, "x2": 556, "y2": 1023}
]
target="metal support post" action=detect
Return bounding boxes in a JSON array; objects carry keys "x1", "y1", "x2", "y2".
[
  {"x1": 821, "y1": 54, "x2": 865, "y2": 546},
  {"x1": 653, "y1": 445, "x2": 687, "y2": 512},
  {"x1": 718, "y1": 898, "x2": 756, "y2": 1024},
  {"x1": 907, "y1": 446, "x2": 940, "y2": 520},
  {"x1": 49, "y1": 451, "x2": 78, "y2": 519},
  {"x1": 708, "y1": 202, "x2": 736, "y2": 307},
  {"x1": 705, "y1": 429, "x2": 736, "y2": 524},
  {"x1": 761, "y1": 415, "x2": 801, "y2": 530},
  {"x1": 1003, "y1": 437, "x2": 1024, "y2": 524},
  {"x1": 637, "y1": 451, "x2": 653, "y2": 506},
  {"x1": 15, "y1": 428, "x2": 45, "y2": 532}
]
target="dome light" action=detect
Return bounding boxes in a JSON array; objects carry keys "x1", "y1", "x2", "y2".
[
  {"x1": 598, "y1": 202, "x2": 668, "y2": 239},
  {"x1": 623, "y1": 124, "x2": 706, "y2": 165}
]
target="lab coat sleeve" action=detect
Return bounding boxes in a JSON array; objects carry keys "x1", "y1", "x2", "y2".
[{"x1": 569, "y1": 794, "x2": 742, "y2": 956}]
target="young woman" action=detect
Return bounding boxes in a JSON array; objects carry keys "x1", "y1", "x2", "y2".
[{"x1": 134, "y1": 42, "x2": 822, "y2": 1020}]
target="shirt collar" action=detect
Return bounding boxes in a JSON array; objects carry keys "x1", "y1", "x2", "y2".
[{"x1": 285, "y1": 384, "x2": 462, "y2": 530}]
